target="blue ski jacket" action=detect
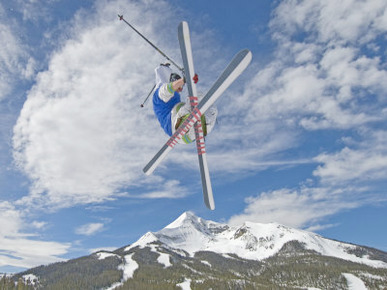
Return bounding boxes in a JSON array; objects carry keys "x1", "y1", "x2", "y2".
[{"x1": 153, "y1": 88, "x2": 181, "y2": 136}]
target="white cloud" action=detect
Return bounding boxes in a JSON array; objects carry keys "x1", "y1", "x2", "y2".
[
  {"x1": 12, "y1": 0, "x2": 187, "y2": 209},
  {"x1": 244, "y1": 0, "x2": 387, "y2": 132},
  {"x1": 137, "y1": 179, "x2": 190, "y2": 199},
  {"x1": 228, "y1": 0, "x2": 387, "y2": 229},
  {"x1": 75, "y1": 223, "x2": 104, "y2": 236},
  {"x1": 0, "y1": 4, "x2": 35, "y2": 100},
  {"x1": 271, "y1": 0, "x2": 387, "y2": 45},
  {"x1": 228, "y1": 173, "x2": 386, "y2": 230},
  {"x1": 0, "y1": 201, "x2": 70, "y2": 269},
  {"x1": 241, "y1": 45, "x2": 386, "y2": 131},
  {"x1": 314, "y1": 130, "x2": 387, "y2": 185},
  {"x1": 228, "y1": 187, "x2": 360, "y2": 229}
]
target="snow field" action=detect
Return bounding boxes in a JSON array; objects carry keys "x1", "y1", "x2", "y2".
[{"x1": 343, "y1": 273, "x2": 367, "y2": 290}]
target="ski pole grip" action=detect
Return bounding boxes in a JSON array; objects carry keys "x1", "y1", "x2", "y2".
[{"x1": 193, "y1": 74, "x2": 199, "y2": 84}]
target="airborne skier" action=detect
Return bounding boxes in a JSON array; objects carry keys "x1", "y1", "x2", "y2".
[
  {"x1": 119, "y1": 15, "x2": 251, "y2": 209},
  {"x1": 152, "y1": 63, "x2": 218, "y2": 144}
]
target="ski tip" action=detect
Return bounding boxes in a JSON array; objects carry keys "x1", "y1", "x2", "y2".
[
  {"x1": 118, "y1": 14, "x2": 123, "y2": 20},
  {"x1": 233, "y1": 49, "x2": 252, "y2": 72},
  {"x1": 246, "y1": 50, "x2": 253, "y2": 67},
  {"x1": 240, "y1": 49, "x2": 253, "y2": 61}
]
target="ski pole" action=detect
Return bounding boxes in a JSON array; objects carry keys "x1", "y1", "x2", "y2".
[
  {"x1": 140, "y1": 84, "x2": 156, "y2": 108},
  {"x1": 118, "y1": 15, "x2": 184, "y2": 73}
]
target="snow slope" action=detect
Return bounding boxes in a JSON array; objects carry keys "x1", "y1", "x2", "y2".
[
  {"x1": 128, "y1": 211, "x2": 387, "y2": 268},
  {"x1": 343, "y1": 273, "x2": 368, "y2": 290}
]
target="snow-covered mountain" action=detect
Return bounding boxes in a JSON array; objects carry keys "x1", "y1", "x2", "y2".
[
  {"x1": 12, "y1": 211, "x2": 387, "y2": 289},
  {"x1": 127, "y1": 211, "x2": 387, "y2": 268}
]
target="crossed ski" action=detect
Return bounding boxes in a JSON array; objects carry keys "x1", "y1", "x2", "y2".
[{"x1": 142, "y1": 21, "x2": 252, "y2": 210}]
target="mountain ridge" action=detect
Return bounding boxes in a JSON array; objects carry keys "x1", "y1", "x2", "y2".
[
  {"x1": 126, "y1": 211, "x2": 387, "y2": 268},
  {"x1": 8, "y1": 211, "x2": 387, "y2": 289}
]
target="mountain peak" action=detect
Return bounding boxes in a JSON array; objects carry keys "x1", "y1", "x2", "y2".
[
  {"x1": 165, "y1": 211, "x2": 198, "y2": 229},
  {"x1": 163, "y1": 211, "x2": 229, "y2": 236}
]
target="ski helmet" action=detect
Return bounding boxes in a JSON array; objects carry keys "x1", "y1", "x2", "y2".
[{"x1": 170, "y1": 73, "x2": 181, "y2": 82}]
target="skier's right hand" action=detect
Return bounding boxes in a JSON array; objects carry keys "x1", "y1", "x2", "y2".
[{"x1": 172, "y1": 78, "x2": 185, "y2": 92}]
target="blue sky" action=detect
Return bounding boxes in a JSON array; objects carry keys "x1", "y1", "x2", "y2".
[{"x1": 1, "y1": 0, "x2": 386, "y2": 273}]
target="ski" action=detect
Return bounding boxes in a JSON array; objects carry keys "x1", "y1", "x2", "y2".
[
  {"x1": 143, "y1": 48, "x2": 252, "y2": 176},
  {"x1": 178, "y1": 21, "x2": 215, "y2": 210}
]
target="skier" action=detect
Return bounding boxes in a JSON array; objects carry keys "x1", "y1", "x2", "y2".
[{"x1": 153, "y1": 63, "x2": 218, "y2": 144}]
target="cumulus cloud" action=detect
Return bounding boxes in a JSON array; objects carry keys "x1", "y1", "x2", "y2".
[
  {"x1": 271, "y1": 0, "x2": 387, "y2": 44},
  {"x1": 12, "y1": 0, "x2": 189, "y2": 209},
  {"x1": 228, "y1": 187, "x2": 361, "y2": 229},
  {"x1": 314, "y1": 130, "x2": 387, "y2": 185},
  {"x1": 230, "y1": 132, "x2": 387, "y2": 231},
  {"x1": 228, "y1": 176, "x2": 386, "y2": 230},
  {"x1": 227, "y1": 0, "x2": 387, "y2": 229},
  {"x1": 243, "y1": 0, "x2": 387, "y2": 131},
  {"x1": 240, "y1": 45, "x2": 386, "y2": 131},
  {"x1": 199, "y1": 0, "x2": 387, "y2": 178}
]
